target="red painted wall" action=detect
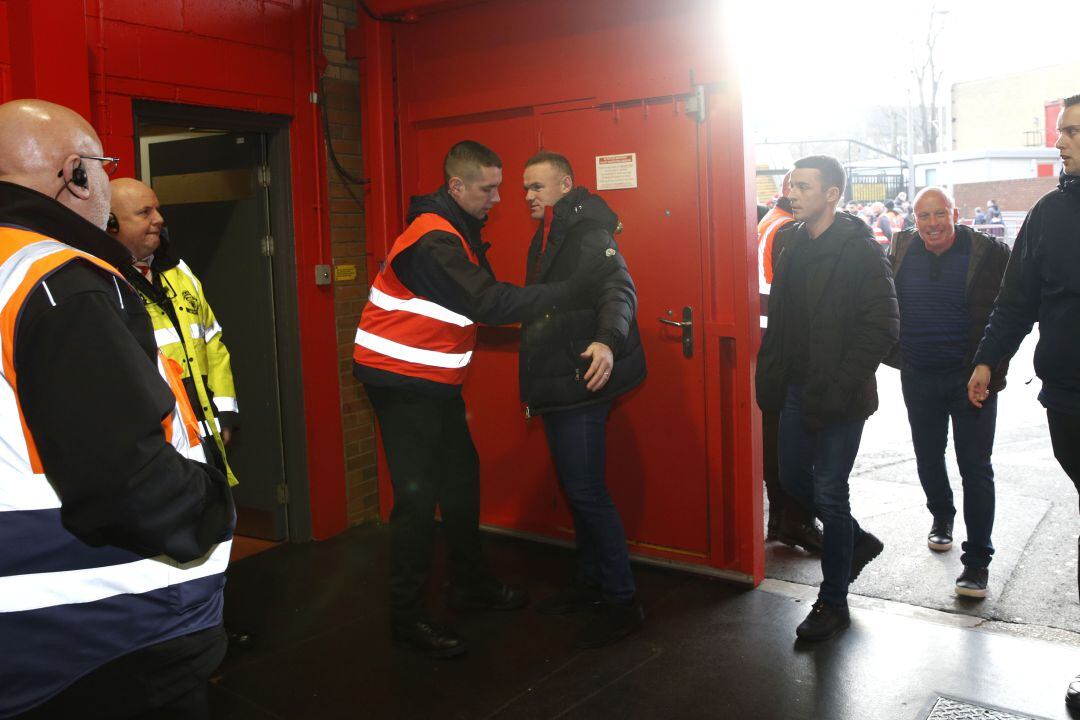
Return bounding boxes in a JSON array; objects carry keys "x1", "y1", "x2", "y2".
[
  {"x1": 0, "y1": 1, "x2": 10, "y2": 102},
  {"x1": 4, "y1": 0, "x2": 348, "y2": 539}
]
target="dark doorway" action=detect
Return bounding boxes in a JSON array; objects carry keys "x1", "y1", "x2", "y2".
[{"x1": 134, "y1": 102, "x2": 311, "y2": 542}]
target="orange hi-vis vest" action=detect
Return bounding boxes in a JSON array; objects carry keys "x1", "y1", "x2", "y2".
[
  {"x1": 0, "y1": 226, "x2": 227, "y2": 718},
  {"x1": 0, "y1": 226, "x2": 203, "y2": 473},
  {"x1": 354, "y1": 214, "x2": 480, "y2": 386},
  {"x1": 757, "y1": 204, "x2": 794, "y2": 286}
]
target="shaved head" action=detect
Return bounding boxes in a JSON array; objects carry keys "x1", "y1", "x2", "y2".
[
  {"x1": 110, "y1": 178, "x2": 164, "y2": 261},
  {"x1": 0, "y1": 99, "x2": 111, "y2": 228},
  {"x1": 913, "y1": 186, "x2": 954, "y2": 212}
]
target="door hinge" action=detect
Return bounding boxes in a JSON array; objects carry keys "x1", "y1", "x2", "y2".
[
  {"x1": 276, "y1": 483, "x2": 290, "y2": 505},
  {"x1": 257, "y1": 164, "x2": 272, "y2": 187},
  {"x1": 684, "y1": 84, "x2": 706, "y2": 124},
  {"x1": 261, "y1": 235, "x2": 275, "y2": 257}
]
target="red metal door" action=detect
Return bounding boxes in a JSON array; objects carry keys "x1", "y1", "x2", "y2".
[
  {"x1": 537, "y1": 101, "x2": 709, "y2": 556},
  {"x1": 357, "y1": 0, "x2": 762, "y2": 582}
]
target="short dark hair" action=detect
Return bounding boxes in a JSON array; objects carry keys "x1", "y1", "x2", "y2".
[
  {"x1": 792, "y1": 155, "x2": 846, "y2": 195},
  {"x1": 524, "y1": 151, "x2": 574, "y2": 183},
  {"x1": 1065, "y1": 94, "x2": 1080, "y2": 109},
  {"x1": 444, "y1": 141, "x2": 502, "y2": 183}
]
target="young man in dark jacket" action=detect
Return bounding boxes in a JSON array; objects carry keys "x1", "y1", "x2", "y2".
[
  {"x1": 967, "y1": 94, "x2": 1080, "y2": 710},
  {"x1": 756, "y1": 155, "x2": 899, "y2": 641},
  {"x1": 353, "y1": 141, "x2": 600, "y2": 659},
  {"x1": 888, "y1": 188, "x2": 1009, "y2": 599},
  {"x1": 519, "y1": 152, "x2": 646, "y2": 647}
]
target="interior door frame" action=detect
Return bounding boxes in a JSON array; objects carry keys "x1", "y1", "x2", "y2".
[{"x1": 132, "y1": 100, "x2": 312, "y2": 542}]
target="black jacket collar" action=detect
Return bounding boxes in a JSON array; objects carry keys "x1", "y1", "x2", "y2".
[
  {"x1": 407, "y1": 186, "x2": 491, "y2": 270},
  {"x1": 1060, "y1": 171, "x2": 1080, "y2": 198},
  {"x1": 0, "y1": 181, "x2": 132, "y2": 269}
]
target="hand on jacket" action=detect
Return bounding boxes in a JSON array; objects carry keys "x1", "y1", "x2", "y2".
[{"x1": 582, "y1": 342, "x2": 614, "y2": 391}]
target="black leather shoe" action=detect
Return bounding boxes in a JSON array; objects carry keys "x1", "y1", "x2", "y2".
[
  {"x1": 535, "y1": 583, "x2": 602, "y2": 615},
  {"x1": 577, "y1": 597, "x2": 644, "y2": 648},
  {"x1": 928, "y1": 517, "x2": 954, "y2": 552},
  {"x1": 447, "y1": 579, "x2": 529, "y2": 611},
  {"x1": 392, "y1": 618, "x2": 467, "y2": 659},
  {"x1": 778, "y1": 521, "x2": 824, "y2": 554},
  {"x1": 955, "y1": 565, "x2": 988, "y2": 599},
  {"x1": 850, "y1": 531, "x2": 884, "y2": 582},
  {"x1": 795, "y1": 600, "x2": 850, "y2": 641},
  {"x1": 1066, "y1": 673, "x2": 1080, "y2": 710}
]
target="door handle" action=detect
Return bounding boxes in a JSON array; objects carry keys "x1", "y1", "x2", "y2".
[{"x1": 658, "y1": 306, "x2": 694, "y2": 358}]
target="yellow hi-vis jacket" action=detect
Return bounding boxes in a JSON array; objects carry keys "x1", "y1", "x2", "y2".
[{"x1": 140, "y1": 259, "x2": 239, "y2": 486}]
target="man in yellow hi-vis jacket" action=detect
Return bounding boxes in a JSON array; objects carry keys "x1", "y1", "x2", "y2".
[{"x1": 109, "y1": 178, "x2": 239, "y2": 487}]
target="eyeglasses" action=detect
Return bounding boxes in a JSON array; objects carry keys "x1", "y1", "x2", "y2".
[{"x1": 79, "y1": 155, "x2": 121, "y2": 175}]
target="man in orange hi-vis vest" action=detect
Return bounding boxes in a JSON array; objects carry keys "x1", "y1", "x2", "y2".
[
  {"x1": 354, "y1": 141, "x2": 601, "y2": 659},
  {"x1": 0, "y1": 100, "x2": 233, "y2": 719},
  {"x1": 757, "y1": 172, "x2": 823, "y2": 555}
]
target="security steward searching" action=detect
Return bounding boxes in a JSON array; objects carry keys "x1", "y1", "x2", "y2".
[
  {"x1": 0, "y1": 99, "x2": 233, "y2": 719},
  {"x1": 353, "y1": 140, "x2": 604, "y2": 658}
]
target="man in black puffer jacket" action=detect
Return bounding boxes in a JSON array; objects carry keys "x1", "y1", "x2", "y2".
[
  {"x1": 519, "y1": 152, "x2": 646, "y2": 648},
  {"x1": 756, "y1": 155, "x2": 898, "y2": 642}
]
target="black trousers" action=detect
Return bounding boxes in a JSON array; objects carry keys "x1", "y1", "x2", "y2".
[
  {"x1": 21, "y1": 625, "x2": 226, "y2": 720},
  {"x1": 763, "y1": 409, "x2": 813, "y2": 532},
  {"x1": 1048, "y1": 409, "x2": 1080, "y2": 601},
  {"x1": 365, "y1": 384, "x2": 488, "y2": 621}
]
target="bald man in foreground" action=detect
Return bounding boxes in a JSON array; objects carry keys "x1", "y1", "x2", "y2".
[
  {"x1": 887, "y1": 187, "x2": 1010, "y2": 599},
  {"x1": 0, "y1": 100, "x2": 233, "y2": 719}
]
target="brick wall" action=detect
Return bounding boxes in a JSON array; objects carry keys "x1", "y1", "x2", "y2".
[
  {"x1": 322, "y1": 0, "x2": 378, "y2": 526},
  {"x1": 953, "y1": 176, "x2": 1059, "y2": 218}
]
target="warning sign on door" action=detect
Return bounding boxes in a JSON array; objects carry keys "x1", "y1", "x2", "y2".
[{"x1": 595, "y1": 153, "x2": 638, "y2": 190}]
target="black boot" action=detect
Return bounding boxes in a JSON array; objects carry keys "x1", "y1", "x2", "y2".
[
  {"x1": 577, "y1": 597, "x2": 645, "y2": 648},
  {"x1": 795, "y1": 600, "x2": 850, "y2": 641},
  {"x1": 928, "y1": 516, "x2": 954, "y2": 552},
  {"x1": 778, "y1": 520, "x2": 824, "y2": 554},
  {"x1": 392, "y1": 617, "x2": 467, "y2": 659},
  {"x1": 1066, "y1": 673, "x2": 1080, "y2": 710}
]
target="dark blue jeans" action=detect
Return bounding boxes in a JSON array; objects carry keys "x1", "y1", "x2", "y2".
[
  {"x1": 901, "y1": 366, "x2": 996, "y2": 568},
  {"x1": 542, "y1": 401, "x2": 635, "y2": 602},
  {"x1": 778, "y1": 386, "x2": 866, "y2": 606}
]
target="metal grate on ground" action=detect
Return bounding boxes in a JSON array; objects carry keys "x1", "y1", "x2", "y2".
[{"x1": 922, "y1": 696, "x2": 1049, "y2": 720}]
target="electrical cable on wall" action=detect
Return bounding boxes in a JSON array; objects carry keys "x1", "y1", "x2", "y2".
[
  {"x1": 319, "y1": 75, "x2": 370, "y2": 212},
  {"x1": 357, "y1": 1, "x2": 407, "y2": 23}
]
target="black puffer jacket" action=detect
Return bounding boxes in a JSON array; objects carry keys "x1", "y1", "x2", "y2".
[
  {"x1": 887, "y1": 224, "x2": 1011, "y2": 391},
  {"x1": 756, "y1": 212, "x2": 899, "y2": 431},
  {"x1": 519, "y1": 187, "x2": 645, "y2": 415}
]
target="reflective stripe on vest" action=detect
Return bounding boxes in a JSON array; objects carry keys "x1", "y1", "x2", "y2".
[
  {"x1": 353, "y1": 214, "x2": 480, "y2": 385},
  {"x1": 0, "y1": 226, "x2": 225, "y2": 717}
]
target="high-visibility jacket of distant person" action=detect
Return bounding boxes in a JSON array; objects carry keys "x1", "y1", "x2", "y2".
[{"x1": 124, "y1": 228, "x2": 240, "y2": 486}]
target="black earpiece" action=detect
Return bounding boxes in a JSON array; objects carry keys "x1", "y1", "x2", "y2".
[
  {"x1": 71, "y1": 162, "x2": 88, "y2": 189},
  {"x1": 106, "y1": 213, "x2": 120, "y2": 234}
]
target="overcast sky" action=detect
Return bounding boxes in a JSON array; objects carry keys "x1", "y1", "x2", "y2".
[{"x1": 740, "y1": 0, "x2": 1079, "y2": 141}]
